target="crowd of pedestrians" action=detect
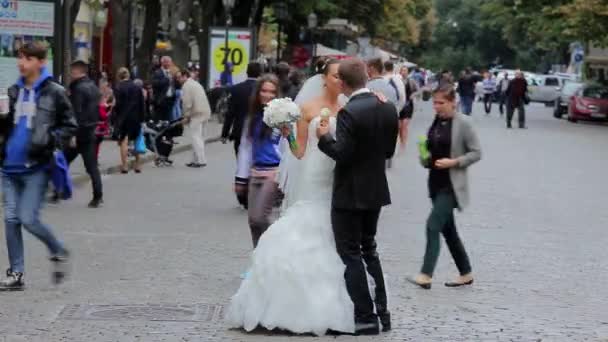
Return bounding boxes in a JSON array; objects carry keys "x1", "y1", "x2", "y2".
[{"x1": 0, "y1": 42, "x2": 214, "y2": 290}]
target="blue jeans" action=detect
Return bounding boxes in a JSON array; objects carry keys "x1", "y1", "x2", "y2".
[
  {"x1": 460, "y1": 95, "x2": 474, "y2": 115},
  {"x1": 2, "y1": 169, "x2": 65, "y2": 273}
]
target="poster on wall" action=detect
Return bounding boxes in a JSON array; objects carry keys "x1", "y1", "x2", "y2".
[
  {"x1": 208, "y1": 28, "x2": 253, "y2": 89},
  {"x1": 0, "y1": 0, "x2": 55, "y2": 92}
]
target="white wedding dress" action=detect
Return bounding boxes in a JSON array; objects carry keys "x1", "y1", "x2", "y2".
[{"x1": 226, "y1": 116, "x2": 355, "y2": 336}]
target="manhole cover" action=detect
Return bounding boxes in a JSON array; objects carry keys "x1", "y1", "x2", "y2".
[{"x1": 58, "y1": 304, "x2": 224, "y2": 322}]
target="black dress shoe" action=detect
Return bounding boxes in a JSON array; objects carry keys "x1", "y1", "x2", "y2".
[
  {"x1": 378, "y1": 311, "x2": 391, "y2": 332},
  {"x1": 88, "y1": 198, "x2": 104, "y2": 208},
  {"x1": 354, "y1": 321, "x2": 380, "y2": 336},
  {"x1": 445, "y1": 279, "x2": 474, "y2": 287},
  {"x1": 407, "y1": 277, "x2": 432, "y2": 290}
]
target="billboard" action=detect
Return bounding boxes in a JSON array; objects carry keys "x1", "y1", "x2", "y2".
[
  {"x1": 208, "y1": 27, "x2": 253, "y2": 89},
  {"x1": 0, "y1": 0, "x2": 55, "y2": 91}
]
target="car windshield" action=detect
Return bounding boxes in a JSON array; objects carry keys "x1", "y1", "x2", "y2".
[
  {"x1": 563, "y1": 82, "x2": 583, "y2": 95},
  {"x1": 583, "y1": 86, "x2": 608, "y2": 100}
]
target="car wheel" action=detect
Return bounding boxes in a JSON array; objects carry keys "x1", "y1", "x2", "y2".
[{"x1": 553, "y1": 101, "x2": 562, "y2": 118}]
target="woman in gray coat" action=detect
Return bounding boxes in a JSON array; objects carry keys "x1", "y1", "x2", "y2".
[{"x1": 409, "y1": 84, "x2": 482, "y2": 289}]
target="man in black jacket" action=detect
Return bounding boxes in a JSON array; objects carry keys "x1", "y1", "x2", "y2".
[
  {"x1": 221, "y1": 62, "x2": 262, "y2": 156},
  {"x1": 66, "y1": 60, "x2": 103, "y2": 207},
  {"x1": 0, "y1": 42, "x2": 77, "y2": 291},
  {"x1": 151, "y1": 56, "x2": 176, "y2": 121},
  {"x1": 317, "y1": 58, "x2": 399, "y2": 335}
]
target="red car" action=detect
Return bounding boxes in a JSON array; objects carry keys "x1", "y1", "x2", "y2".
[{"x1": 568, "y1": 84, "x2": 608, "y2": 122}]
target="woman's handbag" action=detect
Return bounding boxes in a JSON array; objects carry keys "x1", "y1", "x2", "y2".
[{"x1": 134, "y1": 128, "x2": 146, "y2": 154}]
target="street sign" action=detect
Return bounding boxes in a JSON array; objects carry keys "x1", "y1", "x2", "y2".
[
  {"x1": 0, "y1": 0, "x2": 55, "y2": 91},
  {"x1": 208, "y1": 27, "x2": 253, "y2": 89}
]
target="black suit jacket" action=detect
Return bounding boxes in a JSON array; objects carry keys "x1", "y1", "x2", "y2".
[
  {"x1": 222, "y1": 79, "x2": 256, "y2": 140},
  {"x1": 151, "y1": 68, "x2": 171, "y2": 105},
  {"x1": 318, "y1": 92, "x2": 399, "y2": 210}
]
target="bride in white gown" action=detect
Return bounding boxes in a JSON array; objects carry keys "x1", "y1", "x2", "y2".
[{"x1": 226, "y1": 59, "x2": 354, "y2": 336}]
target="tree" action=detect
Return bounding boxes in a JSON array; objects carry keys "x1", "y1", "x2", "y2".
[
  {"x1": 554, "y1": 0, "x2": 608, "y2": 47},
  {"x1": 111, "y1": 0, "x2": 131, "y2": 77},
  {"x1": 134, "y1": 0, "x2": 161, "y2": 81},
  {"x1": 166, "y1": 0, "x2": 195, "y2": 68}
]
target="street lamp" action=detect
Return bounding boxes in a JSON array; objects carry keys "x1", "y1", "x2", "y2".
[
  {"x1": 222, "y1": 0, "x2": 235, "y2": 65},
  {"x1": 308, "y1": 12, "x2": 318, "y2": 61}
]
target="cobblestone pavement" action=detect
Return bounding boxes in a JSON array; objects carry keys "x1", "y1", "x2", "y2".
[{"x1": 0, "y1": 102, "x2": 607, "y2": 342}]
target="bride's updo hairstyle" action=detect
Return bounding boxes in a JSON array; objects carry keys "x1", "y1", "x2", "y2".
[{"x1": 315, "y1": 57, "x2": 340, "y2": 75}]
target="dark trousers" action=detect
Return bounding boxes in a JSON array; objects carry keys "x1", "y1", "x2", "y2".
[
  {"x1": 499, "y1": 92, "x2": 507, "y2": 115},
  {"x1": 421, "y1": 190, "x2": 471, "y2": 277},
  {"x1": 332, "y1": 207, "x2": 386, "y2": 323},
  {"x1": 507, "y1": 100, "x2": 526, "y2": 127},
  {"x1": 460, "y1": 95, "x2": 474, "y2": 115},
  {"x1": 483, "y1": 94, "x2": 493, "y2": 114},
  {"x1": 247, "y1": 172, "x2": 278, "y2": 247},
  {"x1": 233, "y1": 137, "x2": 241, "y2": 158},
  {"x1": 65, "y1": 127, "x2": 103, "y2": 200}
]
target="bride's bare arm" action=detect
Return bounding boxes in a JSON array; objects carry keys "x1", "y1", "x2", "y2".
[{"x1": 290, "y1": 104, "x2": 315, "y2": 159}]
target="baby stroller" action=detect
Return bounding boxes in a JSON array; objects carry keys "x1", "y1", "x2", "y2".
[{"x1": 143, "y1": 118, "x2": 183, "y2": 167}]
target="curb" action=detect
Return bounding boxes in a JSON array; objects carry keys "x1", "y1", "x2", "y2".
[{"x1": 71, "y1": 136, "x2": 222, "y2": 187}]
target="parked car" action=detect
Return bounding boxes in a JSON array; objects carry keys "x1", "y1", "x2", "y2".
[
  {"x1": 567, "y1": 84, "x2": 608, "y2": 123},
  {"x1": 554, "y1": 81, "x2": 584, "y2": 118},
  {"x1": 528, "y1": 75, "x2": 567, "y2": 106}
]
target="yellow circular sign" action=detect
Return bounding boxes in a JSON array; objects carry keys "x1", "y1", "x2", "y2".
[{"x1": 213, "y1": 40, "x2": 248, "y2": 76}]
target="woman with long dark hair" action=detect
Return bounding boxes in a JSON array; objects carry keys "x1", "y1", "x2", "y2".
[
  {"x1": 409, "y1": 84, "x2": 482, "y2": 289},
  {"x1": 245, "y1": 74, "x2": 283, "y2": 247}
]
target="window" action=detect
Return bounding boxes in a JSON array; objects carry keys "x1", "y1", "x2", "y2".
[
  {"x1": 545, "y1": 78, "x2": 560, "y2": 86},
  {"x1": 583, "y1": 86, "x2": 608, "y2": 99}
]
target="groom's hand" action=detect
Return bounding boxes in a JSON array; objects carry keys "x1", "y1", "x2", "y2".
[{"x1": 316, "y1": 121, "x2": 330, "y2": 138}]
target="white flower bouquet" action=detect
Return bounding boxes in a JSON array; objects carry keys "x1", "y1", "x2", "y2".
[{"x1": 263, "y1": 97, "x2": 302, "y2": 149}]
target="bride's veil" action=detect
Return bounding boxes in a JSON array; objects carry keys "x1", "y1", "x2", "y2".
[{"x1": 277, "y1": 74, "x2": 325, "y2": 212}]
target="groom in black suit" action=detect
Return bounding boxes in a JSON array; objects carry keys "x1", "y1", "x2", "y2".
[{"x1": 317, "y1": 58, "x2": 399, "y2": 335}]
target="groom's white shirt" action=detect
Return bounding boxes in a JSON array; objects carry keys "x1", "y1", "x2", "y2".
[{"x1": 348, "y1": 88, "x2": 371, "y2": 101}]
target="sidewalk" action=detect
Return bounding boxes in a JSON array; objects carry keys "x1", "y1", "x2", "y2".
[{"x1": 69, "y1": 120, "x2": 222, "y2": 185}]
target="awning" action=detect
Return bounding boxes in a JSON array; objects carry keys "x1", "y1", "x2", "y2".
[{"x1": 315, "y1": 44, "x2": 349, "y2": 59}]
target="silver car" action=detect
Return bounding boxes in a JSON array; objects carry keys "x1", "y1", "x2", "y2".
[
  {"x1": 528, "y1": 75, "x2": 566, "y2": 105},
  {"x1": 554, "y1": 81, "x2": 584, "y2": 118}
]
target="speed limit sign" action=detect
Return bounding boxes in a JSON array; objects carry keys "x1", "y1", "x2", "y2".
[{"x1": 208, "y1": 28, "x2": 253, "y2": 89}]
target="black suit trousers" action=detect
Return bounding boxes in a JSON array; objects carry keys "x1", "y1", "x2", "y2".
[
  {"x1": 65, "y1": 127, "x2": 103, "y2": 200},
  {"x1": 332, "y1": 207, "x2": 386, "y2": 323}
]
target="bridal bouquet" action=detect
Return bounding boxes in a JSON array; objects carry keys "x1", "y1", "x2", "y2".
[{"x1": 263, "y1": 97, "x2": 301, "y2": 149}]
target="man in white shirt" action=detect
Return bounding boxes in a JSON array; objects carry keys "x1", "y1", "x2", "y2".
[
  {"x1": 384, "y1": 60, "x2": 406, "y2": 113},
  {"x1": 177, "y1": 69, "x2": 212, "y2": 168}
]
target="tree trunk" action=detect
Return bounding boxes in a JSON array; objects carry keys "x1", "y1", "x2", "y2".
[
  {"x1": 198, "y1": 0, "x2": 219, "y2": 88},
  {"x1": 111, "y1": 0, "x2": 131, "y2": 77},
  {"x1": 135, "y1": 0, "x2": 161, "y2": 81},
  {"x1": 169, "y1": 0, "x2": 195, "y2": 68}
]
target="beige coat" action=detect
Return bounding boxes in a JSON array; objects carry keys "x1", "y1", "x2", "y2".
[
  {"x1": 181, "y1": 78, "x2": 211, "y2": 121},
  {"x1": 449, "y1": 113, "x2": 482, "y2": 210}
]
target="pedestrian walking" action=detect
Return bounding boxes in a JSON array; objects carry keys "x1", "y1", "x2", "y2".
[
  {"x1": 151, "y1": 56, "x2": 177, "y2": 121},
  {"x1": 458, "y1": 68, "x2": 476, "y2": 115},
  {"x1": 482, "y1": 71, "x2": 496, "y2": 115},
  {"x1": 221, "y1": 62, "x2": 262, "y2": 157},
  {"x1": 0, "y1": 42, "x2": 77, "y2": 290},
  {"x1": 498, "y1": 72, "x2": 509, "y2": 115},
  {"x1": 65, "y1": 60, "x2": 104, "y2": 208},
  {"x1": 506, "y1": 70, "x2": 529, "y2": 129},
  {"x1": 408, "y1": 84, "x2": 482, "y2": 290},
  {"x1": 114, "y1": 67, "x2": 145, "y2": 173},
  {"x1": 367, "y1": 58, "x2": 398, "y2": 109},
  {"x1": 176, "y1": 69, "x2": 212, "y2": 168},
  {"x1": 96, "y1": 78, "x2": 114, "y2": 158},
  {"x1": 384, "y1": 60, "x2": 406, "y2": 113},
  {"x1": 398, "y1": 66, "x2": 417, "y2": 151},
  {"x1": 246, "y1": 74, "x2": 282, "y2": 247}
]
